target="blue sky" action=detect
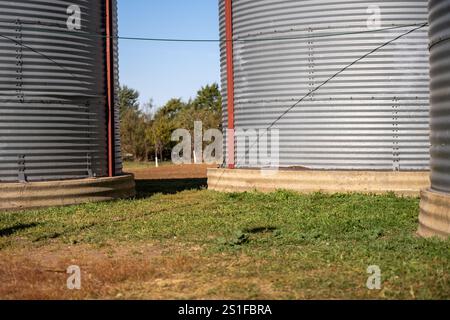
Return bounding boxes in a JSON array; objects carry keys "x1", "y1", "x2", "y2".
[{"x1": 118, "y1": 0, "x2": 221, "y2": 108}]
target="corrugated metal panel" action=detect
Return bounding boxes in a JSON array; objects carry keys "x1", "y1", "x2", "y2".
[
  {"x1": 219, "y1": 0, "x2": 229, "y2": 163},
  {"x1": 0, "y1": 0, "x2": 121, "y2": 182},
  {"x1": 112, "y1": 0, "x2": 123, "y2": 175},
  {"x1": 220, "y1": 0, "x2": 430, "y2": 170},
  {"x1": 429, "y1": 0, "x2": 450, "y2": 192}
]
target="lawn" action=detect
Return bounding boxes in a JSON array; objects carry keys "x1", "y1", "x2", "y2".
[
  {"x1": 122, "y1": 161, "x2": 173, "y2": 170},
  {"x1": 0, "y1": 181, "x2": 449, "y2": 299}
]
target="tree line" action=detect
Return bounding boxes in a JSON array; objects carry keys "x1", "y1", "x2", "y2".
[{"x1": 119, "y1": 83, "x2": 222, "y2": 162}]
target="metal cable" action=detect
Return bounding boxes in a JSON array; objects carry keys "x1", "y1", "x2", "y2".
[
  {"x1": 212, "y1": 22, "x2": 428, "y2": 185},
  {"x1": 0, "y1": 18, "x2": 428, "y2": 43},
  {"x1": 0, "y1": 33, "x2": 87, "y2": 87},
  {"x1": 0, "y1": 21, "x2": 428, "y2": 101}
]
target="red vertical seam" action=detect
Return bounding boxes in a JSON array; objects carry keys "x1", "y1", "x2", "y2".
[
  {"x1": 225, "y1": 0, "x2": 235, "y2": 169},
  {"x1": 106, "y1": 0, "x2": 114, "y2": 177}
]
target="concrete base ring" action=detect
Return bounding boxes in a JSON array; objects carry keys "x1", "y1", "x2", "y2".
[
  {"x1": 0, "y1": 174, "x2": 136, "y2": 212},
  {"x1": 208, "y1": 168, "x2": 430, "y2": 197},
  {"x1": 418, "y1": 189, "x2": 450, "y2": 239}
]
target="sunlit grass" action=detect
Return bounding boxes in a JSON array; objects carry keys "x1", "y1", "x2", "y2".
[
  {"x1": 0, "y1": 188, "x2": 448, "y2": 299},
  {"x1": 123, "y1": 161, "x2": 173, "y2": 170}
]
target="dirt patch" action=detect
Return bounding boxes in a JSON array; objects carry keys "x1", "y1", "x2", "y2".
[
  {"x1": 127, "y1": 164, "x2": 217, "y2": 180},
  {"x1": 0, "y1": 243, "x2": 288, "y2": 300},
  {"x1": 0, "y1": 243, "x2": 198, "y2": 300}
]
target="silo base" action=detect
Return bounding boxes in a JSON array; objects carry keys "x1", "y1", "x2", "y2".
[
  {"x1": 208, "y1": 168, "x2": 430, "y2": 197},
  {"x1": 418, "y1": 189, "x2": 450, "y2": 239},
  {"x1": 0, "y1": 174, "x2": 135, "y2": 212}
]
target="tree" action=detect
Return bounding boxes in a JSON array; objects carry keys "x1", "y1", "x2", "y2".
[
  {"x1": 118, "y1": 85, "x2": 140, "y2": 117},
  {"x1": 120, "y1": 107, "x2": 149, "y2": 160},
  {"x1": 173, "y1": 84, "x2": 223, "y2": 162},
  {"x1": 118, "y1": 85, "x2": 149, "y2": 160},
  {"x1": 147, "y1": 99, "x2": 185, "y2": 161},
  {"x1": 118, "y1": 83, "x2": 223, "y2": 163},
  {"x1": 155, "y1": 98, "x2": 185, "y2": 121},
  {"x1": 192, "y1": 83, "x2": 222, "y2": 114},
  {"x1": 178, "y1": 83, "x2": 223, "y2": 132}
]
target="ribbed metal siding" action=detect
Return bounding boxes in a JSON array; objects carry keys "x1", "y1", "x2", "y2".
[
  {"x1": 429, "y1": 0, "x2": 450, "y2": 192},
  {"x1": 219, "y1": 1, "x2": 229, "y2": 163},
  {"x1": 112, "y1": 0, "x2": 122, "y2": 175},
  {"x1": 220, "y1": 0, "x2": 430, "y2": 170},
  {"x1": 0, "y1": 0, "x2": 121, "y2": 182}
]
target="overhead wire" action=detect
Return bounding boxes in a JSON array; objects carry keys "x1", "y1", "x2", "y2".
[
  {"x1": 0, "y1": 19, "x2": 428, "y2": 99},
  {"x1": 0, "y1": 18, "x2": 430, "y2": 189},
  {"x1": 115, "y1": 22, "x2": 428, "y2": 43},
  {"x1": 0, "y1": 18, "x2": 428, "y2": 43},
  {"x1": 264, "y1": 22, "x2": 429, "y2": 133}
]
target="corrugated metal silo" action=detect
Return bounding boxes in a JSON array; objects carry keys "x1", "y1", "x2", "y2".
[
  {"x1": 0, "y1": 0, "x2": 134, "y2": 210},
  {"x1": 0, "y1": 0, "x2": 121, "y2": 181},
  {"x1": 219, "y1": 0, "x2": 430, "y2": 171},
  {"x1": 428, "y1": 0, "x2": 450, "y2": 194},
  {"x1": 418, "y1": 0, "x2": 450, "y2": 238}
]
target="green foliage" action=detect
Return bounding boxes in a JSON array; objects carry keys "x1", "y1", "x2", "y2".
[
  {"x1": 120, "y1": 107, "x2": 149, "y2": 160},
  {"x1": 192, "y1": 83, "x2": 222, "y2": 113},
  {"x1": 119, "y1": 83, "x2": 222, "y2": 161},
  {"x1": 118, "y1": 85, "x2": 140, "y2": 116},
  {"x1": 155, "y1": 98, "x2": 185, "y2": 120},
  {"x1": 190, "y1": 83, "x2": 222, "y2": 131},
  {"x1": 117, "y1": 85, "x2": 151, "y2": 160}
]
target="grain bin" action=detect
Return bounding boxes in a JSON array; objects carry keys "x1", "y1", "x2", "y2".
[
  {"x1": 0, "y1": 0, "x2": 135, "y2": 211},
  {"x1": 418, "y1": 0, "x2": 450, "y2": 238},
  {"x1": 209, "y1": 0, "x2": 431, "y2": 195}
]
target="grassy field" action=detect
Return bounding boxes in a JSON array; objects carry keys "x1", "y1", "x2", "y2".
[
  {"x1": 122, "y1": 161, "x2": 173, "y2": 170},
  {"x1": 0, "y1": 175, "x2": 449, "y2": 299}
]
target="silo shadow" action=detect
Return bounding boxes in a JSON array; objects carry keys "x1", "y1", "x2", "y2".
[{"x1": 134, "y1": 178, "x2": 208, "y2": 199}]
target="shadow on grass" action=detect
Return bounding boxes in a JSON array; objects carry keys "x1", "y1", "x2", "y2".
[
  {"x1": 0, "y1": 223, "x2": 40, "y2": 237},
  {"x1": 135, "y1": 178, "x2": 208, "y2": 199}
]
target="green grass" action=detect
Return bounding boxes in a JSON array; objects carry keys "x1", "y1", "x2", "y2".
[
  {"x1": 123, "y1": 161, "x2": 172, "y2": 170},
  {"x1": 0, "y1": 188, "x2": 449, "y2": 299}
]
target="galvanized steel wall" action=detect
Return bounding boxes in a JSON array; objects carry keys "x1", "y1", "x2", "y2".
[
  {"x1": 220, "y1": 0, "x2": 430, "y2": 170},
  {"x1": 112, "y1": 0, "x2": 123, "y2": 176},
  {"x1": 429, "y1": 0, "x2": 450, "y2": 193},
  {"x1": 0, "y1": 0, "x2": 122, "y2": 182}
]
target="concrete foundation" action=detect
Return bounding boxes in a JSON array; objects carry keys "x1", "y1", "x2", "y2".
[
  {"x1": 418, "y1": 189, "x2": 450, "y2": 239},
  {"x1": 0, "y1": 174, "x2": 136, "y2": 212},
  {"x1": 208, "y1": 168, "x2": 430, "y2": 197}
]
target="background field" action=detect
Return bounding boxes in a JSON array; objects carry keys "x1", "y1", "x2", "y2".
[{"x1": 0, "y1": 164, "x2": 448, "y2": 299}]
